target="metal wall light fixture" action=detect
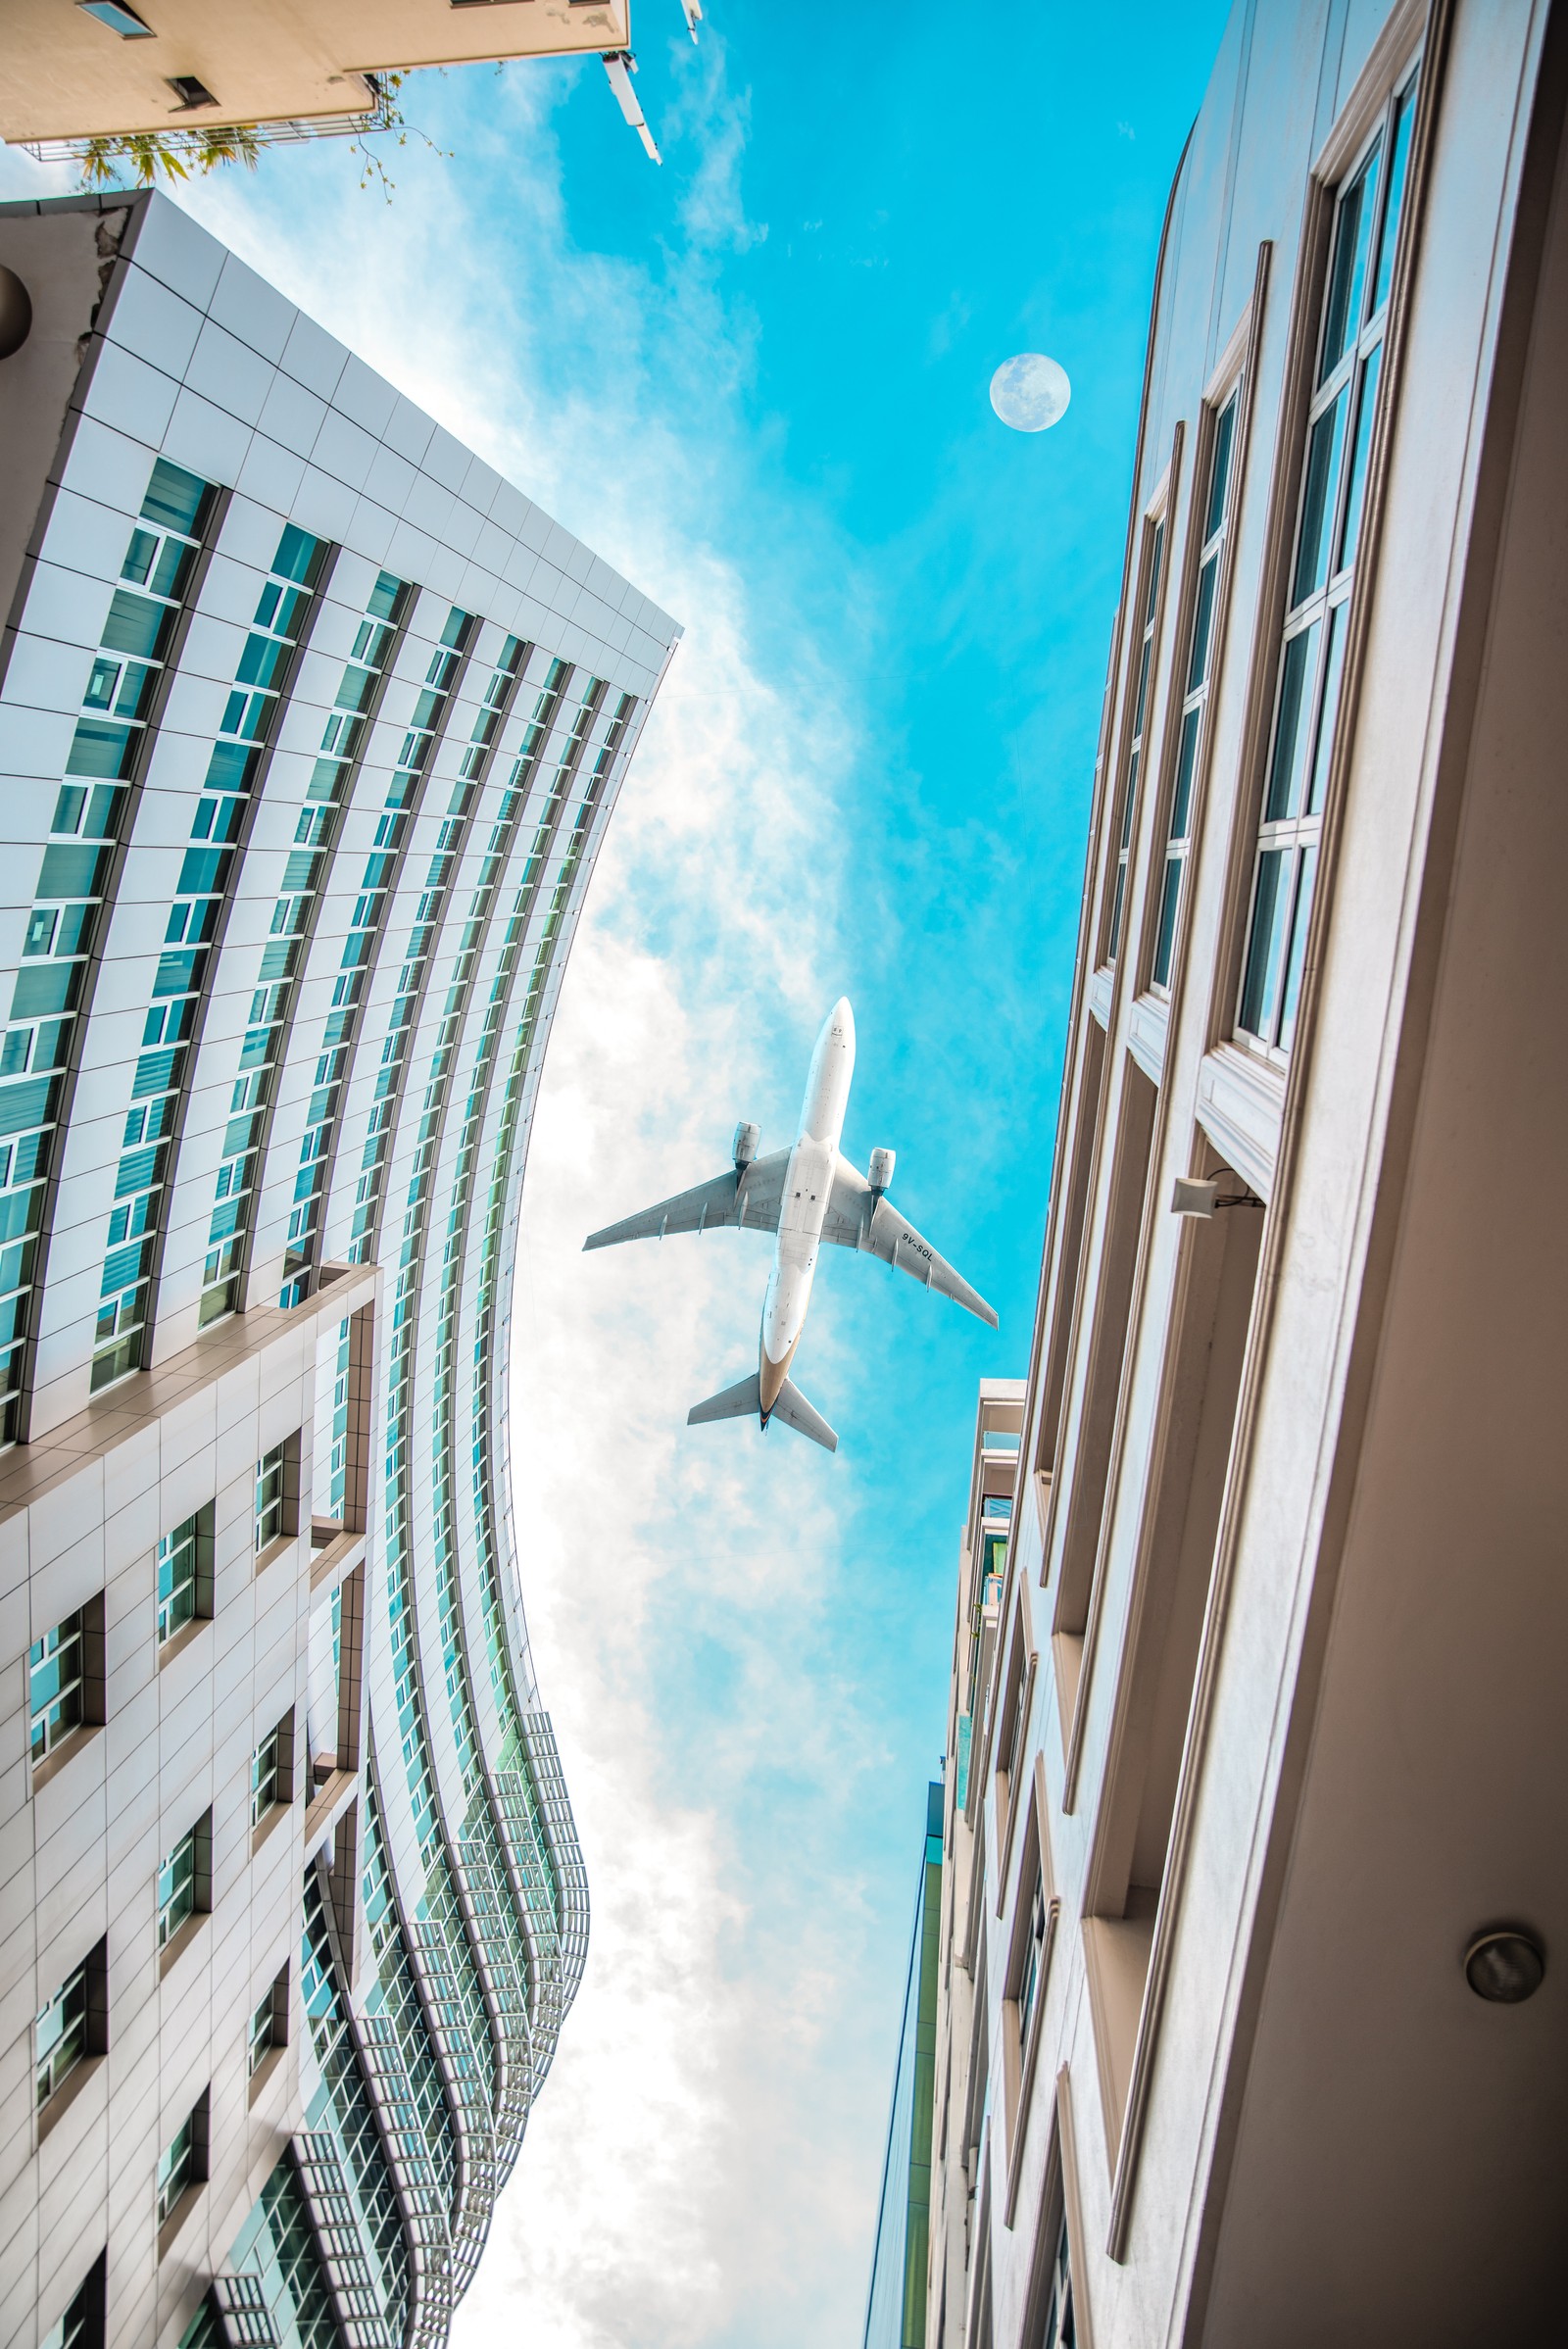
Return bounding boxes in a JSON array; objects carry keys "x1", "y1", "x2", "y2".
[
  {"x1": 1464, "y1": 1927, "x2": 1545, "y2": 2003},
  {"x1": 1170, "y1": 1166, "x2": 1263, "y2": 1218}
]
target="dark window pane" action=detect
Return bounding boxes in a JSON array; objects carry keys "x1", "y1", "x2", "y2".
[
  {"x1": 206, "y1": 743, "x2": 260, "y2": 798},
  {"x1": 122, "y1": 527, "x2": 157, "y2": 585},
  {"x1": 101, "y1": 588, "x2": 172, "y2": 660},
  {"x1": 1169, "y1": 706, "x2": 1201, "y2": 841},
  {"x1": 368, "y1": 570, "x2": 408, "y2": 622},
  {"x1": 176, "y1": 846, "x2": 232, "y2": 898},
  {"x1": 153, "y1": 948, "x2": 205, "y2": 999},
  {"x1": 12, "y1": 963, "x2": 79, "y2": 1018},
  {"x1": 1188, "y1": 554, "x2": 1219, "y2": 691},
  {"x1": 1240, "y1": 850, "x2": 1292, "y2": 1040},
  {"x1": 1265, "y1": 621, "x2": 1320, "y2": 821},
  {"x1": 149, "y1": 536, "x2": 193, "y2": 600},
  {"x1": 274, "y1": 522, "x2": 327, "y2": 587},
  {"x1": 1337, "y1": 342, "x2": 1383, "y2": 574},
  {"x1": 236, "y1": 633, "x2": 290, "y2": 690},
  {"x1": 1205, "y1": 395, "x2": 1237, "y2": 541},
  {"x1": 1292, "y1": 388, "x2": 1348, "y2": 607},
  {"x1": 1107, "y1": 863, "x2": 1126, "y2": 963},
  {"x1": 1118, "y1": 750, "x2": 1140, "y2": 852},
  {"x1": 1371, "y1": 75, "x2": 1419, "y2": 315},
  {"x1": 1152, "y1": 855, "x2": 1182, "y2": 987},
  {"x1": 84, "y1": 784, "x2": 126, "y2": 839},
  {"x1": 65, "y1": 720, "x2": 136, "y2": 781},
  {"x1": 141, "y1": 457, "x2": 213, "y2": 536},
  {"x1": 1305, "y1": 604, "x2": 1347, "y2": 816},
  {"x1": 1132, "y1": 636, "x2": 1152, "y2": 740},
  {"x1": 37, "y1": 844, "x2": 111, "y2": 900},
  {"x1": 1320, "y1": 141, "x2": 1382, "y2": 383},
  {"x1": 1278, "y1": 848, "x2": 1318, "y2": 1051},
  {"x1": 1144, "y1": 523, "x2": 1164, "y2": 622}
]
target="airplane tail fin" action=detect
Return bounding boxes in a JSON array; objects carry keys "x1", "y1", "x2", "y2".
[
  {"x1": 687, "y1": 1374, "x2": 761, "y2": 1426},
  {"x1": 685, "y1": 1372, "x2": 838, "y2": 1453},
  {"x1": 770, "y1": 1377, "x2": 838, "y2": 1453}
]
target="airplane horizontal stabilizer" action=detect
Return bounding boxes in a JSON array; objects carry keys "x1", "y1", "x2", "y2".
[
  {"x1": 684, "y1": 1372, "x2": 838, "y2": 1452},
  {"x1": 687, "y1": 1374, "x2": 762, "y2": 1426},
  {"x1": 770, "y1": 1377, "x2": 838, "y2": 1453}
]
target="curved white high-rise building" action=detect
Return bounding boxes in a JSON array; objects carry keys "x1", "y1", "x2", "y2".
[{"x1": 0, "y1": 189, "x2": 678, "y2": 2348}]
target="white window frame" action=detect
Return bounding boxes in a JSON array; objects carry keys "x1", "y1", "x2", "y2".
[{"x1": 1236, "y1": 63, "x2": 1421, "y2": 1058}]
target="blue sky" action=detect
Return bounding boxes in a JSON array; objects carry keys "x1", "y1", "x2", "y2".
[{"x1": 4, "y1": 6, "x2": 1229, "y2": 2340}]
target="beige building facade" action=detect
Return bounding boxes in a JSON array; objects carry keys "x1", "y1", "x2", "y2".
[
  {"x1": 929, "y1": 1, "x2": 1568, "y2": 2342},
  {"x1": 1, "y1": 0, "x2": 634, "y2": 154}
]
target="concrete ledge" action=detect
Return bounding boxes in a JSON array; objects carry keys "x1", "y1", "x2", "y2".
[{"x1": 0, "y1": 1261, "x2": 379, "y2": 1528}]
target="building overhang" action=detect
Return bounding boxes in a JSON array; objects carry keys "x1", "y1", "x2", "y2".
[{"x1": 0, "y1": 0, "x2": 631, "y2": 145}]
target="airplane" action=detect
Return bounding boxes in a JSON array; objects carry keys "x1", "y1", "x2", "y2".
[{"x1": 582, "y1": 999, "x2": 998, "y2": 1452}]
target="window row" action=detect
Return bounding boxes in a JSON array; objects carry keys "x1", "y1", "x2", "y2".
[
  {"x1": 34, "y1": 1790, "x2": 295, "y2": 2113},
  {"x1": 1099, "y1": 61, "x2": 1419, "y2": 1066},
  {"x1": 27, "y1": 1438, "x2": 302, "y2": 1771}
]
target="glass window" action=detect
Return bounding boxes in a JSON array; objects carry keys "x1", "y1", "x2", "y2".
[
  {"x1": 1152, "y1": 381, "x2": 1242, "y2": 991},
  {"x1": 157, "y1": 2111, "x2": 196, "y2": 2223},
  {"x1": 981, "y1": 1492, "x2": 1012, "y2": 1521},
  {"x1": 29, "y1": 1608, "x2": 85, "y2": 1764},
  {"x1": 1105, "y1": 519, "x2": 1165, "y2": 963},
  {"x1": 249, "y1": 1983, "x2": 281, "y2": 2078},
  {"x1": 157, "y1": 1825, "x2": 199, "y2": 1947},
  {"x1": 1238, "y1": 66, "x2": 1419, "y2": 1053},
  {"x1": 256, "y1": 1441, "x2": 289, "y2": 1551},
  {"x1": 156, "y1": 1509, "x2": 204, "y2": 1643},
  {"x1": 35, "y1": 1962, "x2": 89, "y2": 2107},
  {"x1": 1043, "y1": 2210, "x2": 1075, "y2": 2349},
  {"x1": 251, "y1": 1721, "x2": 288, "y2": 1826},
  {"x1": 1017, "y1": 1871, "x2": 1049, "y2": 2050},
  {"x1": 39, "y1": 2267, "x2": 95, "y2": 2349}
]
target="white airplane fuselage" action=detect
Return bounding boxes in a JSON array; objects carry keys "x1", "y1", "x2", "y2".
[{"x1": 759, "y1": 997, "x2": 856, "y2": 1413}]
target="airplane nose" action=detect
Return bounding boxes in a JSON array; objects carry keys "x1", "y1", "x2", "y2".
[{"x1": 831, "y1": 996, "x2": 855, "y2": 1045}]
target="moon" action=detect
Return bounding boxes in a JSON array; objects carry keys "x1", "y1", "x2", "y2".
[{"x1": 990, "y1": 353, "x2": 1071, "y2": 432}]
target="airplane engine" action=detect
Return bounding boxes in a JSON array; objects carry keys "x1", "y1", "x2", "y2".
[
  {"x1": 732, "y1": 1120, "x2": 760, "y2": 1168},
  {"x1": 867, "y1": 1147, "x2": 896, "y2": 1194}
]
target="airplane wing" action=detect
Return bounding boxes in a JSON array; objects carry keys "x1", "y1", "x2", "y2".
[
  {"x1": 583, "y1": 1149, "x2": 790, "y2": 1250},
  {"x1": 822, "y1": 1154, "x2": 999, "y2": 1327}
]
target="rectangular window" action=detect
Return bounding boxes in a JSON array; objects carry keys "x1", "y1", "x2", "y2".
[
  {"x1": 247, "y1": 1995, "x2": 272, "y2": 2076},
  {"x1": 39, "y1": 2258, "x2": 103, "y2": 2349},
  {"x1": 157, "y1": 2108, "x2": 196, "y2": 2224},
  {"x1": 1016, "y1": 1869, "x2": 1049, "y2": 2052},
  {"x1": 35, "y1": 1961, "x2": 89, "y2": 2107},
  {"x1": 1041, "y1": 2211, "x2": 1074, "y2": 2349},
  {"x1": 1152, "y1": 382, "x2": 1242, "y2": 990},
  {"x1": 255, "y1": 1436, "x2": 296, "y2": 1551},
  {"x1": 1238, "y1": 66, "x2": 1418, "y2": 1052},
  {"x1": 250, "y1": 1715, "x2": 291, "y2": 1826},
  {"x1": 1105, "y1": 519, "x2": 1165, "y2": 964},
  {"x1": 29, "y1": 1608, "x2": 84, "y2": 1763},
  {"x1": 248, "y1": 1964, "x2": 288, "y2": 2080},
  {"x1": 156, "y1": 1812, "x2": 210, "y2": 1950},
  {"x1": 156, "y1": 1504, "x2": 211, "y2": 1643}
]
